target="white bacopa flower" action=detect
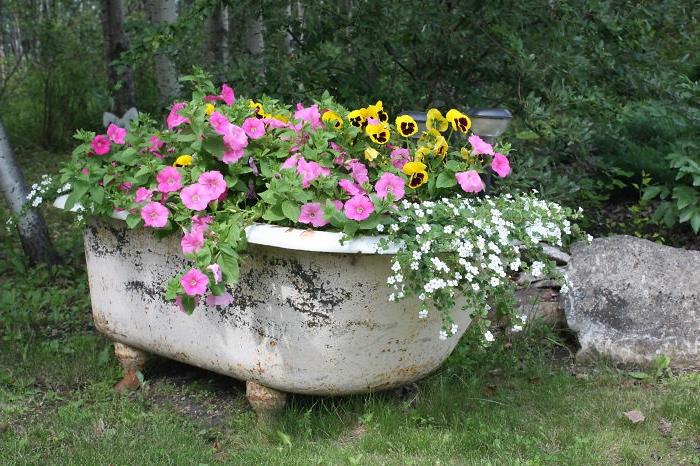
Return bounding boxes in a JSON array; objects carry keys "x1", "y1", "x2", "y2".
[
  {"x1": 391, "y1": 261, "x2": 401, "y2": 272},
  {"x1": 471, "y1": 283, "x2": 480, "y2": 292},
  {"x1": 376, "y1": 224, "x2": 385, "y2": 232},
  {"x1": 484, "y1": 330, "x2": 495, "y2": 342},
  {"x1": 444, "y1": 225, "x2": 453, "y2": 234},
  {"x1": 399, "y1": 216, "x2": 409, "y2": 223},
  {"x1": 390, "y1": 224, "x2": 399, "y2": 232},
  {"x1": 531, "y1": 261, "x2": 545, "y2": 278},
  {"x1": 560, "y1": 283, "x2": 570, "y2": 294},
  {"x1": 586, "y1": 234, "x2": 594, "y2": 243},
  {"x1": 418, "y1": 309, "x2": 428, "y2": 319},
  {"x1": 519, "y1": 314, "x2": 528, "y2": 324},
  {"x1": 418, "y1": 293, "x2": 426, "y2": 301},
  {"x1": 489, "y1": 276, "x2": 500, "y2": 287},
  {"x1": 511, "y1": 325, "x2": 523, "y2": 333},
  {"x1": 450, "y1": 323, "x2": 458, "y2": 335},
  {"x1": 439, "y1": 330, "x2": 448, "y2": 341},
  {"x1": 388, "y1": 293, "x2": 396, "y2": 302}
]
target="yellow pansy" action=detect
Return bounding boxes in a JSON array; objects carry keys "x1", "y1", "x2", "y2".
[
  {"x1": 426, "y1": 108, "x2": 448, "y2": 133},
  {"x1": 366, "y1": 100, "x2": 389, "y2": 123},
  {"x1": 395, "y1": 115, "x2": 418, "y2": 137},
  {"x1": 173, "y1": 155, "x2": 193, "y2": 167},
  {"x1": 347, "y1": 109, "x2": 367, "y2": 128},
  {"x1": 365, "y1": 122, "x2": 390, "y2": 144},
  {"x1": 434, "y1": 135, "x2": 448, "y2": 160},
  {"x1": 249, "y1": 100, "x2": 267, "y2": 119},
  {"x1": 364, "y1": 147, "x2": 379, "y2": 161},
  {"x1": 446, "y1": 109, "x2": 471, "y2": 132},
  {"x1": 415, "y1": 145, "x2": 432, "y2": 162},
  {"x1": 322, "y1": 110, "x2": 343, "y2": 129},
  {"x1": 402, "y1": 161, "x2": 429, "y2": 188},
  {"x1": 204, "y1": 103, "x2": 216, "y2": 116}
]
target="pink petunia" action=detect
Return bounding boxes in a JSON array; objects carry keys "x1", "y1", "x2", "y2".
[
  {"x1": 491, "y1": 153, "x2": 511, "y2": 178},
  {"x1": 107, "y1": 123, "x2": 127, "y2": 145},
  {"x1": 221, "y1": 83, "x2": 235, "y2": 106},
  {"x1": 222, "y1": 148, "x2": 245, "y2": 164},
  {"x1": 298, "y1": 202, "x2": 329, "y2": 228},
  {"x1": 118, "y1": 182, "x2": 133, "y2": 192},
  {"x1": 344, "y1": 195, "x2": 374, "y2": 221},
  {"x1": 192, "y1": 215, "x2": 213, "y2": 234},
  {"x1": 206, "y1": 292, "x2": 233, "y2": 307},
  {"x1": 261, "y1": 117, "x2": 287, "y2": 129},
  {"x1": 156, "y1": 166, "x2": 182, "y2": 193},
  {"x1": 339, "y1": 179, "x2": 364, "y2": 196},
  {"x1": 281, "y1": 154, "x2": 300, "y2": 170},
  {"x1": 197, "y1": 171, "x2": 227, "y2": 200},
  {"x1": 293, "y1": 103, "x2": 322, "y2": 130},
  {"x1": 141, "y1": 201, "x2": 170, "y2": 228},
  {"x1": 181, "y1": 229, "x2": 205, "y2": 254},
  {"x1": 468, "y1": 135, "x2": 494, "y2": 155},
  {"x1": 347, "y1": 160, "x2": 369, "y2": 185},
  {"x1": 207, "y1": 263, "x2": 222, "y2": 283},
  {"x1": 332, "y1": 200, "x2": 344, "y2": 211},
  {"x1": 375, "y1": 172, "x2": 405, "y2": 201},
  {"x1": 167, "y1": 102, "x2": 189, "y2": 130},
  {"x1": 209, "y1": 111, "x2": 230, "y2": 134},
  {"x1": 148, "y1": 135, "x2": 165, "y2": 156},
  {"x1": 81, "y1": 168, "x2": 90, "y2": 176},
  {"x1": 180, "y1": 268, "x2": 209, "y2": 296},
  {"x1": 180, "y1": 184, "x2": 210, "y2": 211},
  {"x1": 242, "y1": 117, "x2": 266, "y2": 140},
  {"x1": 91, "y1": 135, "x2": 110, "y2": 155},
  {"x1": 134, "y1": 187, "x2": 153, "y2": 203},
  {"x1": 455, "y1": 170, "x2": 485, "y2": 193},
  {"x1": 296, "y1": 158, "x2": 327, "y2": 188},
  {"x1": 222, "y1": 124, "x2": 248, "y2": 151},
  {"x1": 329, "y1": 141, "x2": 347, "y2": 165},
  {"x1": 390, "y1": 147, "x2": 411, "y2": 170}
]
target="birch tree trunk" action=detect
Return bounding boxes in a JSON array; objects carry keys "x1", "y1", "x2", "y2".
[
  {"x1": 0, "y1": 119, "x2": 57, "y2": 264},
  {"x1": 245, "y1": 1, "x2": 265, "y2": 81},
  {"x1": 147, "y1": 0, "x2": 180, "y2": 108},
  {"x1": 207, "y1": 1, "x2": 229, "y2": 67},
  {"x1": 100, "y1": 0, "x2": 136, "y2": 115}
]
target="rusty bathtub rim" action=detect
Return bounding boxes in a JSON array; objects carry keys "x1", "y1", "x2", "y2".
[{"x1": 53, "y1": 195, "x2": 402, "y2": 254}]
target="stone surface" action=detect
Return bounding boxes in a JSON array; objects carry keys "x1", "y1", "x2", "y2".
[
  {"x1": 563, "y1": 235, "x2": 700, "y2": 369},
  {"x1": 246, "y1": 381, "x2": 287, "y2": 420}
]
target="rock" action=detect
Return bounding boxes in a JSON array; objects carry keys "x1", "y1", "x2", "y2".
[
  {"x1": 515, "y1": 286, "x2": 565, "y2": 327},
  {"x1": 563, "y1": 235, "x2": 700, "y2": 369}
]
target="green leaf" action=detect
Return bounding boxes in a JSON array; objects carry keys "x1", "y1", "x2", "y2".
[
  {"x1": 218, "y1": 251, "x2": 240, "y2": 283},
  {"x1": 89, "y1": 185, "x2": 105, "y2": 205},
  {"x1": 202, "y1": 135, "x2": 225, "y2": 157},
  {"x1": 126, "y1": 214, "x2": 142, "y2": 229},
  {"x1": 627, "y1": 371, "x2": 649, "y2": 380},
  {"x1": 64, "y1": 181, "x2": 90, "y2": 210},
  {"x1": 641, "y1": 186, "x2": 662, "y2": 201},
  {"x1": 262, "y1": 205, "x2": 286, "y2": 222},
  {"x1": 282, "y1": 200, "x2": 300, "y2": 222},
  {"x1": 691, "y1": 212, "x2": 700, "y2": 233},
  {"x1": 515, "y1": 130, "x2": 539, "y2": 140},
  {"x1": 180, "y1": 295, "x2": 197, "y2": 314},
  {"x1": 436, "y1": 171, "x2": 458, "y2": 189}
]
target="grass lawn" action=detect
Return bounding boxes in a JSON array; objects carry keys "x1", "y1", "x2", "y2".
[{"x1": 1, "y1": 150, "x2": 699, "y2": 465}]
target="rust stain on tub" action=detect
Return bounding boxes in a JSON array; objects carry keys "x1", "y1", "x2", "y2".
[{"x1": 300, "y1": 230, "x2": 315, "y2": 239}]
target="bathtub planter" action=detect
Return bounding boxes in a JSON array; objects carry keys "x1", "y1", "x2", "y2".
[{"x1": 56, "y1": 197, "x2": 470, "y2": 413}]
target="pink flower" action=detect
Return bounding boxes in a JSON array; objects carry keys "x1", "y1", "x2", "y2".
[
  {"x1": 180, "y1": 268, "x2": 209, "y2": 296},
  {"x1": 296, "y1": 158, "x2": 327, "y2": 188},
  {"x1": 222, "y1": 148, "x2": 245, "y2": 164},
  {"x1": 192, "y1": 215, "x2": 213, "y2": 233},
  {"x1": 281, "y1": 154, "x2": 299, "y2": 170},
  {"x1": 491, "y1": 153, "x2": 511, "y2": 178},
  {"x1": 293, "y1": 103, "x2": 322, "y2": 129},
  {"x1": 91, "y1": 135, "x2": 110, "y2": 155},
  {"x1": 375, "y1": 173, "x2": 405, "y2": 201},
  {"x1": 455, "y1": 170, "x2": 485, "y2": 193},
  {"x1": 332, "y1": 200, "x2": 344, "y2": 211},
  {"x1": 181, "y1": 229, "x2": 205, "y2": 254},
  {"x1": 141, "y1": 201, "x2": 170, "y2": 228},
  {"x1": 261, "y1": 118, "x2": 287, "y2": 129},
  {"x1": 339, "y1": 179, "x2": 364, "y2": 196},
  {"x1": 344, "y1": 195, "x2": 374, "y2": 221},
  {"x1": 206, "y1": 292, "x2": 233, "y2": 307},
  {"x1": 222, "y1": 124, "x2": 248, "y2": 150},
  {"x1": 118, "y1": 182, "x2": 133, "y2": 192},
  {"x1": 220, "y1": 83, "x2": 235, "y2": 105},
  {"x1": 242, "y1": 117, "x2": 266, "y2": 140},
  {"x1": 210, "y1": 111, "x2": 230, "y2": 134},
  {"x1": 197, "y1": 171, "x2": 227, "y2": 200},
  {"x1": 156, "y1": 166, "x2": 182, "y2": 193},
  {"x1": 81, "y1": 168, "x2": 90, "y2": 176},
  {"x1": 167, "y1": 102, "x2": 189, "y2": 130},
  {"x1": 329, "y1": 142, "x2": 347, "y2": 165},
  {"x1": 298, "y1": 202, "x2": 329, "y2": 228},
  {"x1": 180, "y1": 184, "x2": 210, "y2": 211},
  {"x1": 347, "y1": 160, "x2": 369, "y2": 185},
  {"x1": 148, "y1": 135, "x2": 164, "y2": 155},
  {"x1": 107, "y1": 123, "x2": 127, "y2": 144},
  {"x1": 468, "y1": 135, "x2": 494, "y2": 155},
  {"x1": 207, "y1": 263, "x2": 222, "y2": 283},
  {"x1": 390, "y1": 147, "x2": 411, "y2": 170},
  {"x1": 134, "y1": 187, "x2": 153, "y2": 203}
]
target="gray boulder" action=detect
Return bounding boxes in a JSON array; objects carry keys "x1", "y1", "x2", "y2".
[{"x1": 563, "y1": 235, "x2": 700, "y2": 369}]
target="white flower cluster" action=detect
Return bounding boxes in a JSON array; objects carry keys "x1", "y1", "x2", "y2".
[
  {"x1": 382, "y1": 194, "x2": 582, "y2": 344},
  {"x1": 26, "y1": 174, "x2": 53, "y2": 208}
]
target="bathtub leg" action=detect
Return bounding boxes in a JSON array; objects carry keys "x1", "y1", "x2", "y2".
[
  {"x1": 246, "y1": 381, "x2": 287, "y2": 420},
  {"x1": 113, "y1": 342, "x2": 147, "y2": 392}
]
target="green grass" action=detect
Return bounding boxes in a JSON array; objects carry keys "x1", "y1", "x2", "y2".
[{"x1": 1, "y1": 150, "x2": 699, "y2": 465}]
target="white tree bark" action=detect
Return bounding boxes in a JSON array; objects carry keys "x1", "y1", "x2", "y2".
[
  {"x1": 0, "y1": 119, "x2": 56, "y2": 264},
  {"x1": 147, "y1": 0, "x2": 180, "y2": 107},
  {"x1": 245, "y1": 1, "x2": 265, "y2": 81}
]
